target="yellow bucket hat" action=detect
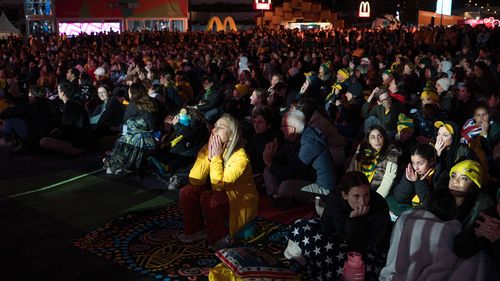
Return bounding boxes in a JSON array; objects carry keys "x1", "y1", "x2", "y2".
[
  {"x1": 434, "y1": 121, "x2": 454, "y2": 135},
  {"x1": 449, "y1": 160, "x2": 482, "y2": 188}
]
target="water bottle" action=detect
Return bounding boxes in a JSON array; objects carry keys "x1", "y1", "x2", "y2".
[{"x1": 342, "y1": 251, "x2": 365, "y2": 281}]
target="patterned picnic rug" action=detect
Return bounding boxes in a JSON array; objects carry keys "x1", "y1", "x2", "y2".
[{"x1": 73, "y1": 201, "x2": 293, "y2": 280}]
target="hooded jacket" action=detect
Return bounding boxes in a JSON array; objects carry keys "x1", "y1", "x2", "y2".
[
  {"x1": 298, "y1": 126, "x2": 336, "y2": 189},
  {"x1": 440, "y1": 60, "x2": 453, "y2": 79},
  {"x1": 435, "y1": 121, "x2": 476, "y2": 188}
]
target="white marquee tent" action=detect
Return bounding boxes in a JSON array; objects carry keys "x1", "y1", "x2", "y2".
[{"x1": 0, "y1": 11, "x2": 20, "y2": 38}]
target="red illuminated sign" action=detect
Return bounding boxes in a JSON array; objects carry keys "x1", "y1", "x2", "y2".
[{"x1": 254, "y1": 0, "x2": 271, "y2": 10}]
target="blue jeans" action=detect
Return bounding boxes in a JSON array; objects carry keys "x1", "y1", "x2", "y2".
[{"x1": 2, "y1": 118, "x2": 28, "y2": 140}]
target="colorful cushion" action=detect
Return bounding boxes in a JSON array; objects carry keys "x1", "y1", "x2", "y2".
[{"x1": 215, "y1": 247, "x2": 297, "y2": 279}]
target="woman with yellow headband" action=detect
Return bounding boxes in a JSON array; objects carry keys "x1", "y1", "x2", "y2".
[
  {"x1": 447, "y1": 160, "x2": 493, "y2": 228},
  {"x1": 324, "y1": 68, "x2": 351, "y2": 114},
  {"x1": 382, "y1": 162, "x2": 494, "y2": 281}
]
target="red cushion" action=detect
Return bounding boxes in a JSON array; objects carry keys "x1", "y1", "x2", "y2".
[{"x1": 257, "y1": 194, "x2": 316, "y2": 225}]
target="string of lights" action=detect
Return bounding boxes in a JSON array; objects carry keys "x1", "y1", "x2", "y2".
[{"x1": 465, "y1": 1, "x2": 498, "y2": 16}]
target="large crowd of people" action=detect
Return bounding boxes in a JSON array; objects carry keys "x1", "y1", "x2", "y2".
[{"x1": 0, "y1": 24, "x2": 499, "y2": 280}]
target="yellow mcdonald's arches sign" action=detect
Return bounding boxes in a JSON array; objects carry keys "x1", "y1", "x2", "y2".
[
  {"x1": 359, "y1": 1, "x2": 370, "y2": 18},
  {"x1": 206, "y1": 16, "x2": 237, "y2": 32}
]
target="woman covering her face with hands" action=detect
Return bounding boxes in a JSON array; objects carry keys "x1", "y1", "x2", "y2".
[
  {"x1": 433, "y1": 121, "x2": 476, "y2": 188},
  {"x1": 393, "y1": 143, "x2": 437, "y2": 208},
  {"x1": 178, "y1": 114, "x2": 258, "y2": 251},
  {"x1": 461, "y1": 104, "x2": 500, "y2": 175},
  {"x1": 321, "y1": 172, "x2": 390, "y2": 252}
]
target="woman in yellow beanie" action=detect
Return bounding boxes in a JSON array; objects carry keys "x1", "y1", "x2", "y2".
[{"x1": 448, "y1": 159, "x2": 494, "y2": 228}]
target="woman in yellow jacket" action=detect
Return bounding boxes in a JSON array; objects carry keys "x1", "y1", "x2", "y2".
[{"x1": 178, "y1": 113, "x2": 259, "y2": 250}]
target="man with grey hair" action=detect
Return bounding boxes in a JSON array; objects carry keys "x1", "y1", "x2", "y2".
[{"x1": 263, "y1": 109, "x2": 335, "y2": 209}]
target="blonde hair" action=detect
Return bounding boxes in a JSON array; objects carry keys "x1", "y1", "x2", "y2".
[{"x1": 219, "y1": 114, "x2": 242, "y2": 165}]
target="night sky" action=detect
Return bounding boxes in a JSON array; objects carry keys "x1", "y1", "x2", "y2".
[
  {"x1": 0, "y1": 0, "x2": 471, "y2": 14},
  {"x1": 0, "y1": 0, "x2": 487, "y2": 26}
]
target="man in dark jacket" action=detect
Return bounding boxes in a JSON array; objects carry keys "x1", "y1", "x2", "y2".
[
  {"x1": 263, "y1": 109, "x2": 335, "y2": 205},
  {"x1": 39, "y1": 82, "x2": 93, "y2": 155}
]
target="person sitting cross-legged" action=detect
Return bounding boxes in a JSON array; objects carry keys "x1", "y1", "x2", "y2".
[{"x1": 104, "y1": 83, "x2": 159, "y2": 174}]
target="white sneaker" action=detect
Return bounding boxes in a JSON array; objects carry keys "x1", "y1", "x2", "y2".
[
  {"x1": 168, "y1": 175, "x2": 182, "y2": 190},
  {"x1": 178, "y1": 229, "x2": 207, "y2": 243},
  {"x1": 284, "y1": 240, "x2": 305, "y2": 265}
]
